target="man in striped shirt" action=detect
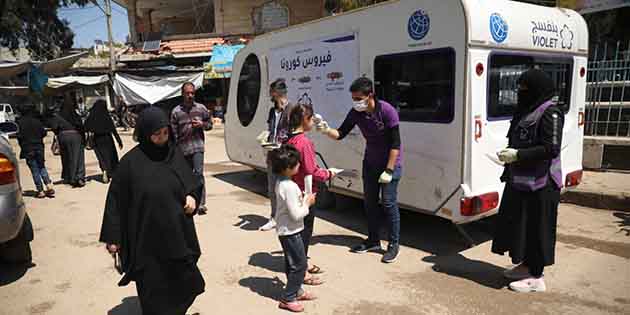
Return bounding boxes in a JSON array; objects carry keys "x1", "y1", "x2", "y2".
[{"x1": 171, "y1": 82, "x2": 212, "y2": 214}]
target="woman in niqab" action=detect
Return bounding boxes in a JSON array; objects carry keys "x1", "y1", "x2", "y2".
[
  {"x1": 50, "y1": 101, "x2": 87, "y2": 187},
  {"x1": 99, "y1": 107, "x2": 205, "y2": 315},
  {"x1": 492, "y1": 69, "x2": 564, "y2": 293},
  {"x1": 85, "y1": 100, "x2": 123, "y2": 183}
]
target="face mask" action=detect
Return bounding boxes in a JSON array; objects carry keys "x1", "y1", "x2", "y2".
[{"x1": 353, "y1": 99, "x2": 368, "y2": 112}]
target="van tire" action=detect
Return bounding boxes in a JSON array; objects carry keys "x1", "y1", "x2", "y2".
[{"x1": 0, "y1": 214, "x2": 33, "y2": 265}]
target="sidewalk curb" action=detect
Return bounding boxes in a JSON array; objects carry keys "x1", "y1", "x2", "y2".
[{"x1": 561, "y1": 189, "x2": 630, "y2": 212}]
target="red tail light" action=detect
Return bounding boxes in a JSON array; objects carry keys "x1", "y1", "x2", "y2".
[
  {"x1": 565, "y1": 170, "x2": 583, "y2": 187},
  {"x1": 460, "y1": 192, "x2": 499, "y2": 216},
  {"x1": 0, "y1": 153, "x2": 16, "y2": 185}
]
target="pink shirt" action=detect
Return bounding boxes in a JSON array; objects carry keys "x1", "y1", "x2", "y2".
[{"x1": 286, "y1": 133, "x2": 331, "y2": 193}]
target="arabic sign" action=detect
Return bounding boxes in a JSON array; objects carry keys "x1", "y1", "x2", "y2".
[
  {"x1": 558, "y1": 0, "x2": 630, "y2": 14},
  {"x1": 253, "y1": 1, "x2": 289, "y2": 33},
  {"x1": 269, "y1": 34, "x2": 359, "y2": 128},
  {"x1": 530, "y1": 19, "x2": 573, "y2": 50}
]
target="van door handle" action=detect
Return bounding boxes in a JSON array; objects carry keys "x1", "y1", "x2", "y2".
[{"x1": 474, "y1": 118, "x2": 482, "y2": 142}]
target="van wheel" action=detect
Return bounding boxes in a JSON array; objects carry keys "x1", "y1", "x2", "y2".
[
  {"x1": 316, "y1": 183, "x2": 336, "y2": 210},
  {"x1": 0, "y1": 214, "x2": 33, "y2": 264}
]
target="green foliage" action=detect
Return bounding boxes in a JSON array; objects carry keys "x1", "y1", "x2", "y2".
[{"x1": 0, "y1": 0, "x2": 91, "y2": 61}]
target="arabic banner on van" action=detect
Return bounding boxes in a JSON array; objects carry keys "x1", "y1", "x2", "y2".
[{"x1": 268, "y1": 33, "x2": 359, "y2": 128}]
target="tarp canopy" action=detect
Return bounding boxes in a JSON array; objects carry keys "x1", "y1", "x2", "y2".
[
  {"x1": 46, "y1": 75, "x2": 109, "y2": 89},
  {"x1": 113, "y1": 72, "x2": 204, "y2": 105},
  {"x1": 0, "y1": 51, "x2": 89, "y2": 82}
]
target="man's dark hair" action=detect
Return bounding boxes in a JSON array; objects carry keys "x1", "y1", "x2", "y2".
[
  {"x1": 268, "y1": 144, "x2": 301, "y2": 175},
  {"x1": 349, "y1": 77, "x2": 374, "y2": 96},
  {"x1": 181, "y1": 82, "x2": 196, "y2": 93},
  {"x1": 270, "y1": 79, "x2": 288, "y2": 95},
  {"x1": 289, "y1": 103, "x2": 314, "y2": 132}
]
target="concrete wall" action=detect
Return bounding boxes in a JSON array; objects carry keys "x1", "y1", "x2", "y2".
[
  {"x1": 214, "y1": 0, "x2": 324, "y2": 35},
  {"x1": 583, "y1": 136, "x2": 630, "y2": 170}
]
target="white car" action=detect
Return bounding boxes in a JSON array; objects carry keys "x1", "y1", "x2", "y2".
[{"x1": 0, "y1": 103, "x2": 16, "y2": 123}]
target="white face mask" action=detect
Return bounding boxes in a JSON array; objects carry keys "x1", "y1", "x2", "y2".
[{"x1": 353, "y1": 99, "x2": 368, "y2": 112}]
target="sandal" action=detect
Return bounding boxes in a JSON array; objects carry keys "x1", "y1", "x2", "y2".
[
  {"x1": 303, "y1": 276, "x2": 324, "y2": 286},
  {"x1": 297, "y1": 291, "x2": 317, "y2": 301},
  {"x1": 307, "y1": 265, "x2": 324, "y2": 274}
]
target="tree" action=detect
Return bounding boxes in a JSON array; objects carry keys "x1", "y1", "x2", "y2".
[{"x1": 0, "y1": 0, "x2": 91, "y2": 61}]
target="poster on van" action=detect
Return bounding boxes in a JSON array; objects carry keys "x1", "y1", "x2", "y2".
[{"x1": 269, "y1": 33, "x2": 359, "y2": 127}]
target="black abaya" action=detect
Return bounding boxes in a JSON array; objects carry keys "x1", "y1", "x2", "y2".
[
  {"x1": 48, "y1": 111, "x2": 85, "y2": 184},
  {"x1": 99, "y1": 107, "x2": 204, "y2": 315},
  {"x1": 85, "y1": 100, "x2": 123, "y2": 175},
  {"x1": 491, "y1": 69, "x2": 564, "y2": 274}
]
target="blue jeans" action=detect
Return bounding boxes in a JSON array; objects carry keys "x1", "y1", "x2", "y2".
[
  {"x1": 185, "y1": 152, "x2": 206, "y2": 207},
  {"x1": 278, "y1": 232, "x2": 307, "y2": 302},
  {"x1": 362, "y1": 164, "x2": 402, "y2": 245},
  {"x1": 26, "y1": 151, "x2": 51, "y2": 192}
]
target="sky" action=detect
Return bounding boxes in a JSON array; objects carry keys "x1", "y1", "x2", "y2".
[{"x1": 58, "y1": 1, "x2": 130, "y2": 48}]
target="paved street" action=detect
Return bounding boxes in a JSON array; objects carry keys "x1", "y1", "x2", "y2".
[{"x1": 1, "y1": 128, "x2": 629, "y2": 315}]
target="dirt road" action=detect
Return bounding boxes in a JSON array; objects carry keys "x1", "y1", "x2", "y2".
[{"x1": 1, "y1": 128, "x2": 629, "y2": 315}]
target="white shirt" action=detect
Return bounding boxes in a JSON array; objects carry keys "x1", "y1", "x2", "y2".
[{"x1": 274, "y1": 177, "x2": 310, "y2": 236}]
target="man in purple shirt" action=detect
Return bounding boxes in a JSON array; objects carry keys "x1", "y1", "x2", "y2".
[
  {"x1": 319, "y1": 77, "x2": 402, "y2": 263},
  {"x1": 171, "y1": 82, "x2": 212, "y2": 214}
]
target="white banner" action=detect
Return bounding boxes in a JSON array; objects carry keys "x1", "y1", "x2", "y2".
[
  {"x1": 268, "y1": 33, "x2": 359, "y2": 128},
  {"x1": 113, "y1": 72, "x2": 204, "y2": 105}
]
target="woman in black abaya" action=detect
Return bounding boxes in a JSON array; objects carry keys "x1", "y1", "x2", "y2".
[
  {"x1": 50, "y1": 102, "x2": 87, "y2": 187},
  {"x1": 85, "y1": 100, "x2": 123, "y2": 183},
  {"x1": 99, "y1": 107, "x2": 205, "y2": 315},
  {"x1": 492, "y1": 69, "x2": 564, "y2": 293}
]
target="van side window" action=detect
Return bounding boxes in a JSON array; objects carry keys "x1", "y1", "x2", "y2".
[
  {"x1": 236, "y1": 54, "x2": 261, "y2": 127},
  {"x1": 488, "y1": 54, "x2": 573, "y2": 119},
  {"x1": 374, "y1": 48, "x2": 455, "y2": 123}
]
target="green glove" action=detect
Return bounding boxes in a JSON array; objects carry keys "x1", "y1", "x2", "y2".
[{"x1": 497, "y1": 148, "x2": 519, "y2": 164}]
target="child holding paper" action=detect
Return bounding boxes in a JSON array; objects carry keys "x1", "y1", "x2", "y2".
[
  {"x1": 286, "y1": 104, "x2": 340, "y2": 283},
  {"x1": 268, "y1": 145, "x2": 317, "y2": 312}
]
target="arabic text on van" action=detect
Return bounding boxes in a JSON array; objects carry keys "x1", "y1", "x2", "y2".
[{"x1": 531, "y1": 20, "x2": 573, "y2": 50}]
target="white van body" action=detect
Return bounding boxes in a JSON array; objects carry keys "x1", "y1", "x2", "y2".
[
  {"x1": 0, "y1": 104, "x2": 16, "y2": 123},
  {"x1": 225, "y1": 0, "x2": 588, "y2": 224}
]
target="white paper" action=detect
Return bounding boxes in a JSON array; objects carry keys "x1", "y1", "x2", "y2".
[{"x1": 304, "y1": 175, "x2": 313, "y2": 195}]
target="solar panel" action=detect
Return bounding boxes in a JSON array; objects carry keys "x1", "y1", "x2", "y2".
[{"x1": 142, "y1": 40, "x2": 161, "y2": 52}]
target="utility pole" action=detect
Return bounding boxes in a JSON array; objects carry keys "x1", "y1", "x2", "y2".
[{"x1": 91, "y1": 0, "x2": 116, "y2": 73}]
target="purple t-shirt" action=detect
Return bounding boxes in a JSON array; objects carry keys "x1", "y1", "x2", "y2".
[{"x1": 337, "y1": 100, "x2": 403, "y2": 169}]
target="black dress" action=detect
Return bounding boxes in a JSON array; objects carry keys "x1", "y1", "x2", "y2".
[
  {"x1": 99, "y1": 108, "x2": 204, "y2": 315},
  {"x1": 85, "y1": 101, "x2": 123, "y2": 175},
  {"x1": 49, "y1": 110, "x2": 86, "y2": 184}
]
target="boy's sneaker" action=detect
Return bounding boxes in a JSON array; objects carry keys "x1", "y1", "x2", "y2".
[
  {"x1": 278, "y1": 300, "x2": 304, "y2": 313},
  {"x1": 509, "y1": 277, "x2": 547, "y2": 293},
  {"x1": 381, "y1": 243, "x2": 399, "y2": 263},
  {"x1": 350, "y1": 240, "x2": 381, "y2": 253},
  {"x1": 503, "y1": 264, "x2": 531, "y2": 280},
  {"x1": 45, "y1": 184, "x2": 55, "y2": 197},
  {"x1": 35, "y1": 191, "x2": 46, "y2": 199},
  {"x1": 259, "y1": 218, "x2": 276, "y2": 231}
]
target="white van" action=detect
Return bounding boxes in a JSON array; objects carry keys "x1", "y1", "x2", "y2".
[
  {"x1": 0, "y1": 103, "x2": 16, "y2": 123},
  {"x1": 225, "y1": 0, "x2": 587, "y2": 225}
]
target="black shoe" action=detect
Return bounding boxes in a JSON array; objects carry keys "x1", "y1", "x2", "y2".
[
  {"x1": 381, "y1": 243, "x2": 399, "y2": 263},
  {"x1": 350, "y1": 241, "x2": 381, "y2": 253},
  {"x1": 72, "y1": 180, "x2": 86, "y2": 188}
]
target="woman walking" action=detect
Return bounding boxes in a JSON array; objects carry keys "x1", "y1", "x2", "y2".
[
  {"x1": 85, "y1": 100, "x2": 123, "y2": 183},
  {"x1": 492, "y1": 69, "x2": 564, "y2": 293},
  {"x1": 50, "y1": 102, "x2": 86, "y2": 187},
  {"x1": 99, "y1": 107, "x2": 205, "y2": 315}
]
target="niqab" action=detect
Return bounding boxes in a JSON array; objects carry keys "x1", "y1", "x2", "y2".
[
  {"x1": 516, "y1": 69, "x2": 555, "y2": 116},
  {"x1": 135, "y1": 107, "x2": 171, "y2": 162}
]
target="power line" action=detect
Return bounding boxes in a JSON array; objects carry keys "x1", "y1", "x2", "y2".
[{"x1": 73, "y1": 16, "x2": 106, "y2": 28}]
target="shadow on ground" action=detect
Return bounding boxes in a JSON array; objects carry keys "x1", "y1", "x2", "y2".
[
  {"x1": 0, "y1": 262, "x2": 34, "y2": 287},
  {"x1": 614, "y1": 212, "x2": 630, "y2": 236},
  {"x1": 217, "y1": 170, "x2": 494, "y2": 256},
  {"x1": 239, "y1": 276, "x2": 285, "y2": 301},
  {"x1": 248, "y1": 252, "x2": 285, "y2": 273},
  {"x1": 108, "y1": 296, "x2": 141, "y2": 315},
  {"x1": 422, "y1": 254, "x2": 509, "y2": 290},
  {"x1": 234, "y1": 214, "x2": 268, "y2": 231}
]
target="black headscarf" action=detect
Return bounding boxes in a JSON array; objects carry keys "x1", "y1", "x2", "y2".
[
  {"x1": 516, "y1": 69, "x2": 555, "y2": 116},
  {"x1": 60, "y1": 102, "x2": 84, "y2": 130},
  {"x1": 135, "y1": 107, "x2": 171, "y2": 162},
  {"x1": 85, "y1": 100, "x2": 116, "y2": 134}
]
